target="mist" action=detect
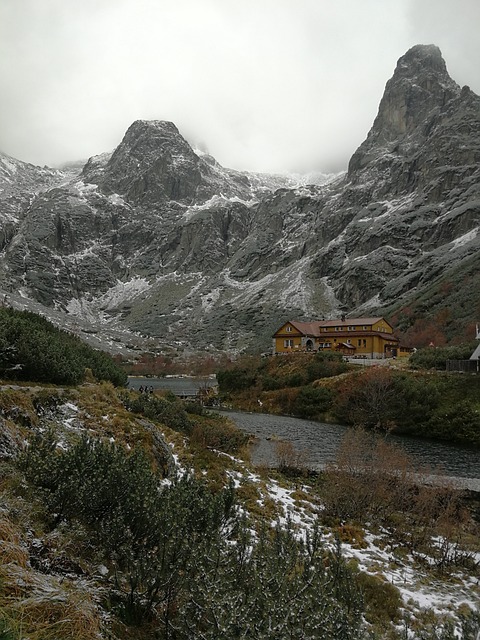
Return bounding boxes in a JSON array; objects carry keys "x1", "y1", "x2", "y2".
[{"x1": 0, "y1": 0, "x2": 478, "y2": 173}]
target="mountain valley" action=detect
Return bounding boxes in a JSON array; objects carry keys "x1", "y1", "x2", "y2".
[{"x1": 0, "y1": 44, "x2": 479, "y2": 355}]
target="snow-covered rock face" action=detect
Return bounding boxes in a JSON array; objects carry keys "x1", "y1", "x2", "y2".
[{"x1": 0, "y1": 44, "x2": 479, "y2": 353}]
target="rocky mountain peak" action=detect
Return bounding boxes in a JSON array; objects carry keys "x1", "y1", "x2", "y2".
[
  {"x1": 396, "y1": 44, "x2": 447, "y2": 76},
  {"x1": 93, "y1": 118, "x2": 203, "y2": 205},
  {"x1": 0, "y1": 44, "x2": 478, "y2": 354},
  {"x1": 372, "y1": 44, "x2": 459, "y2": 139},
  {"x1": 348, "y1": 44, "x2": 461, "y2": 180}
]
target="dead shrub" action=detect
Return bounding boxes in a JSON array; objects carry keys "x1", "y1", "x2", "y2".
[
  {"x1": 275, "y1": 440, "x2": 310, "y2": 475},
  {"x1": 322, "y1": 428, "x2": 412, "y2": 521},
  {"x1": 322, "y1": 428, "x2": 477, "y2": 565}
]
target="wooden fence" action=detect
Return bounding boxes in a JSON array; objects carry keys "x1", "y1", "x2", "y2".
[{"x1": 446, "y1": 359, "x2": 479, "y2": 373}]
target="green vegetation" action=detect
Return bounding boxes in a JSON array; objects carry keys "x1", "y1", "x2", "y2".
[
  {"x1": 120, "y1": 389, "x2": 249, "y2": 455},
  {"x1": 0, "y1": 307, "x2": 127, "y2": 386},
  {"x1": 9, "y1": 416, "x2": 363, "y2": 638},
  {"x1": 410, "y1": 343, "x2": 478, "y2": 370},
  {"x1": 217, "y1": 352, "x2": 480, "y2": 446},
  {"x1": 0, "y1": 382, "x2": 478, "y2": 639},
  {"x1": 217, "y1": 351, "x2": 348, "y2": 395}
]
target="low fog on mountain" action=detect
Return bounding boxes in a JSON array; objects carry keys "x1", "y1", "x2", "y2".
[{"x1": 1, "y1": 0, "x2": 479, "y2": 173}]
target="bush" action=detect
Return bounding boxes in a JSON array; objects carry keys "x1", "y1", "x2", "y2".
[
  {"x1": 216, "y1": 368, "x2": 257, "y2": 392},
  {"x1": 292, "y1": 385, "x2": 333, "y2": 418},
  {"x1": 321, "y1": 428, "x2": 476, "y2": 565},
  {"x1": 410, "y1": 343, "x2": 477, "y2": 370},
  {"x1": 427, "y1": 402, "x2": 480, "y2": 445},
  {"x1": 189, "y1": 418, "x2": 249, "y2": 454},
  {"x1": 120, "y1": 391, "x2": 192, "y2": 433},
  {"x1": 20, "y1": 433, "x2": 236, "y2": 627},
  {"x1": 357, "y1": 573, "x2": 402, "y2": 626},
  {"x1": 333, "y1": 368, "x2": 397, "y2": 430},
  {"x1": 0, "y1": 308, "x2": 127, "y2": 386},
  {"x1": 305, "y1": 352, "x2": 348, "y2": 382}
]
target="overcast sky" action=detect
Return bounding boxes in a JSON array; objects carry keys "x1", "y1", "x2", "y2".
[{"x1": 0, "y1": 0, "x2": 479, "y2": 174}]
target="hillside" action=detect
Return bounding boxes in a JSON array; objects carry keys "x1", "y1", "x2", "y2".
[
  {"x1": 216, "y1": 350, "x2": 480, "y2": 445},
  {"x1": 0, "y1": 379, "x2": 479, "y2": 638}
]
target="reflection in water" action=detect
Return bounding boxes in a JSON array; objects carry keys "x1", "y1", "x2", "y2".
[{"x1": 222, "y1": 411, "x2": 480, "y2": 490}]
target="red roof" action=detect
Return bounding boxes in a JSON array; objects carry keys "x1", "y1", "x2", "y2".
[
  {"x1": 275, "y1": 317, "x2": 393, "y2": 338},
  {"x1": 318, "y1": 317, "x2": 384, "y2": 328}
]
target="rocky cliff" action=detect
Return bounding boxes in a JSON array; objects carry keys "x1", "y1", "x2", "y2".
[{"x1": 0, "y1": 44, "x2": 478, "y2": 354}]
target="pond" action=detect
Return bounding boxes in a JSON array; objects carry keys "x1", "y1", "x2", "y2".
[
  {"x1": 128, "y1": 377, "x2": 480, "y2": 490},
  {"x1": 222, "y1": 410, "x2": 480, "y2": 491}
]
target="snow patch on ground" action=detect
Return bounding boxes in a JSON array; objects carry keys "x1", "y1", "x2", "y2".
[
  {"x1": 276, "y1": 257, "x2": 313, "y2": 310},
  {"x1": 183, "y1": 194, "x2": 252, "y2": 220},
  {"x1": 357, "y1": 195, "x2": 417, "y2": 222},
  {"x1": 449, "y1": 227, "x2": 478, "y2": 250},
  {"x1": 66, "y1": 277, "x2": 151, "y2": 319},
  {"x1": 108, "y1": 193, "x2": 127, "y2": 206},
  {"x1": 201, "y1": 287, "x2": 221, "y2": 312},
  {"x1": 72, "y1": 180, "x2": 98, "y2": 196},
  {"x1": 240, "y1": 465, "x2": 480, "y2": 632}
]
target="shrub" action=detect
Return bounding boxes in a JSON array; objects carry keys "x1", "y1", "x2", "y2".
[
  {"x1": 189, "y1": 418, "x2": 249, "y2": 454},
  {"x1": 292, "y1": 385, "x2": 333, "y2": 418},
  {"x1": 120, "y1": 391, "x2": 192, "y2": 433},
  {"x1": 19, "y1": 432, "x2": 236, "y2": 627},
  {"x1": 217, "y1": 368, "x2": 257, "y2": 392},
  {"x1": 427, "y1": 402, "x2": 480, "y2": 446},
  {"x1": 357, "y1": 572, "x2": 402, "y2": 626},
  {"x1": 410, "y1": 343, "x2": 477, "y2": 370},
  {"x1": 0, "y1": 308, "x2": 127, "y2": 386},
  {"x1": 275, "y1": 440, "x2": 310, "y2": 474},
  {"x1": 305, "y1": 352, "x2": 348, "y2": 382},
  {"x1": 332, "y1": 368, "x2": 397, "y2": 430}
]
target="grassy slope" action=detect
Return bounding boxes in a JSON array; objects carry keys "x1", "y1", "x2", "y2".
[{"x1": 0, "y1": 381, "x2": 479, "y2": 639}]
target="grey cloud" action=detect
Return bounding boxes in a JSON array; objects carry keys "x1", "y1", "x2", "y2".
[{"x1": 0, "y1": 0, "x2": 478, "y2": 173}]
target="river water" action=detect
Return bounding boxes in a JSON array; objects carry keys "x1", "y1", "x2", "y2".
[{"x1": 128, "y1": 377, "x2": 480, "y2": 490}]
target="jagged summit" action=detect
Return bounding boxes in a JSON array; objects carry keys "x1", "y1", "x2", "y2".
[
  {"x1": 348, "y1": 44, "x2": 463, "y2": 178},
  {"x1": 95, "y1": 118, "x2": 202, "y2": 204},
  {"x1": 82, "y1": 118, "x2": 307, "y2": 207},
  {"x1": 373, "y1": 44, "x2": 459, "y2": 138},
  {"x1": 397, "y1": 44, "x2": 447, "y2": 75}
]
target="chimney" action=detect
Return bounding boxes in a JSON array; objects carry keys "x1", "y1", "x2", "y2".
[{"x1": 341, "y1": 314, "x2": 346, "y2": 323}]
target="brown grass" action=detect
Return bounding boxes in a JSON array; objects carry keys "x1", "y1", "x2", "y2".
[
  {"x1": 0, "y1": 564, "x2": 102, "y2": 640},
  {"x1": 0, "y1": 518, "x2": 29, "y2": 568}
]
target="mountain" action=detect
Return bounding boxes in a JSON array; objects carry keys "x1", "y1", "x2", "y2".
[{"x1": 0, "y1": 44, "x2": 479, "y2": 354}]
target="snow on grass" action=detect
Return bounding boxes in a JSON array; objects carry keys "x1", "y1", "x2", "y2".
[
  {"x1": 231, "y1": 463, "x2": 480, "y2": 629},
  {"x1": 56, "y1": 401, "x2": 87, "y2": 433}
]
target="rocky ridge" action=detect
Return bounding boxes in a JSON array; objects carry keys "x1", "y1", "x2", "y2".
[{"x1": 0, "y1": 44, "x2": 479, "y2": 354}]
